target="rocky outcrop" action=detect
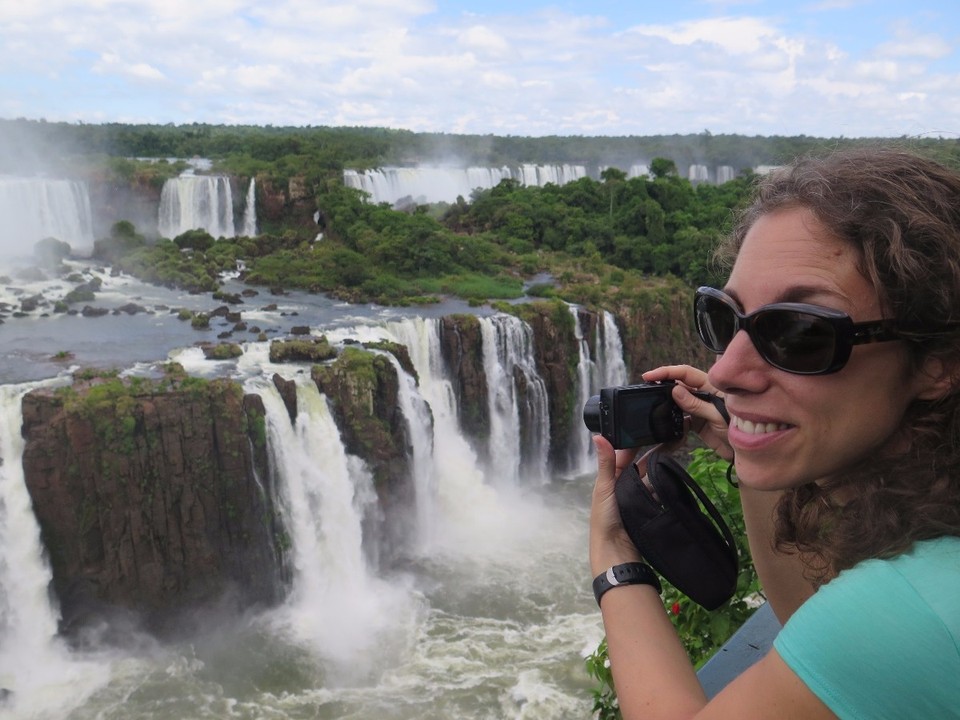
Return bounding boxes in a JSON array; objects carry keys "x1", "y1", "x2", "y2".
[
  {"x1": 311, "y1": 346, "x2": 424, "y2": 556},
  {"x1": 613, "y1": 283, "x2": 712, "y2": 379},
  {"x1": 438, "y1": 314, "x2": 489, "y2": 454},
  {"x1": 258, "y1": 176, "x2": 317, "y2": 228},
  {"x1": 20, "y1": 375, "x2": 288, "y2": 636}
]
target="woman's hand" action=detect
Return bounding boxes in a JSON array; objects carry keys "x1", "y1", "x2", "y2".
[
  {"x1": 589, "y1": 436, "x2": 647, "y2": 576},
  {"x1": 643, "y1": 364, "x2": 733, "y2": 461}
]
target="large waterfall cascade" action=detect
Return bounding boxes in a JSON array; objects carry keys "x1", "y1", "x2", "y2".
[
  {"x1": 344, "y1": 163, "x2": 743, "y2": 205},
  {"x1": 158, "y1": 172, "x2": 258, "y2": 240},
  {"x1": 0, "y1": 306, "x2": 629, "y2": 717},
  {"x1": 343, "y1": 164, "x2": 588, "y2": 206},
  {"x1": 0, "y1": 177, "x2": 95, "y2": 257}
]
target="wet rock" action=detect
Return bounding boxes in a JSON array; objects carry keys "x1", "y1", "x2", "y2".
[
  {"x1": 114, "y1": 303, "x2": 147, "y2": 315},
  {"x1": 20, "y1": 378, "x2": 289, "y2": 636},
  {"x1": 272, "y1": 373, "x2": 297, "y2": 423}
]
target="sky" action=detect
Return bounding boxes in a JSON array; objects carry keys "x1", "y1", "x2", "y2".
[{"x1": 0, "y1": 0, "x2": 958, "y2": 139}]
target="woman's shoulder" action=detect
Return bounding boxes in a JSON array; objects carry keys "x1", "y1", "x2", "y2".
[{"x1": 772, "y1": 536, "x2": 960, "y2": 718}]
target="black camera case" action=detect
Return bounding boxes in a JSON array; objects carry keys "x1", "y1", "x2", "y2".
[{"x1": 615, "y1": 450, "x2": 739, "y2": 610}]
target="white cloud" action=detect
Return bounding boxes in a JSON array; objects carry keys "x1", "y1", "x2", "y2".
[
  {"x1": 877, "y1": 24, "x2": 952, "y2": 59},
  {"x1": 458, "y1": 25, "x2": 511, "y2": 57},
  {"x1": 625, "y1": 17, "x2": 781, "y2": 55},
  {"x1": 0, "y1": 1, "x2": 958, "y2": 138}
]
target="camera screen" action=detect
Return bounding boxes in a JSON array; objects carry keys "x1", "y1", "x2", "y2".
[{"x1": 613, "y1": 387, "x2": 679, "y2": 447}]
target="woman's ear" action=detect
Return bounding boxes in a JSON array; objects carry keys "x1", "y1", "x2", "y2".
[{"x1": 915, "y1": 356, "x2": 960, "y2": 401}]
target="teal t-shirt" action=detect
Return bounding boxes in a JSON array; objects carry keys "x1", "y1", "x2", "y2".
[{"x1": 774, "y1": 536, "x2": 960, "y2": 719}]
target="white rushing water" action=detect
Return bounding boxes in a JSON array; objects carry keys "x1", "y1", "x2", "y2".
[
  {"x1": 0, "y1": 306, "x2": 629, "y2": 719},
  {"x1": 241, "y1": 178, "x2": 257, "y2": 237},
  {"x1": 158, "y1": 174, "x2": 236, "y2": 239},
  {"x1": 343, "y1": 165, "x2": 588, "y2": 206},
  {"x1": 0, "y1": 379, "x2": 113, "y2": 719},
  {"x1": 0, "y1": 177, "x2": 95, "y2": 258}
]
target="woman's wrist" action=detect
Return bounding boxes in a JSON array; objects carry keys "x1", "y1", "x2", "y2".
[{"x1": 590, "y1": 535, "x2": 643, "y2": 577}]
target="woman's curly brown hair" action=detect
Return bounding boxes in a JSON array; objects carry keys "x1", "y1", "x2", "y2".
[{"x1": 718, "y1": 147, "x2": 960, "y2": 581}]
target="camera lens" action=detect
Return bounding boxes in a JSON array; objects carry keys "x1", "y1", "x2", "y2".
[{"x1": 582, "y1": 395, "x2": 602, "y2": 432}]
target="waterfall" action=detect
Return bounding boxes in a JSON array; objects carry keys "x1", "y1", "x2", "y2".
[
  {"x1": 0, "y1": 379, "x2": 110, "y2": 716},
  {"x1": 251, "y1": 377, "x2": 419, "y2": 680},
  {"x1": 479, "y1": 314, "x2": 550, "y2": 486},
  {"x1": 241, "y1": 177, "x2": 257, "y2": 237},
  {"x1": 715, "y1": 165, "x2": 736, "y2": 184},
  {"x1": 381, "y1": 317, "x2": 501, "y2": 552},
  {"x1": 567, "y1": 309, "x2": 630, "y2": 475},
  {"x1": 599, "y1": 311, "x2": 628, "y2": 387},
  {"x1": 688, "y1": 164, "x2": 710, "y2": 183},
  {"x1": 569, "y1": 306, "x2": 600, "y2": 475},
  {"x1": 343, "y1": 164, "x2": 588, "y2": 206},
  {"x1": 378, "y1": 350, "x2": 438, "y2": 543},
  {"x1": 0, "y1": 177, "x2": 95, "y2": 257},
  {"x1": 158, "y1": 174, "x2": 236, "y2": 239}
]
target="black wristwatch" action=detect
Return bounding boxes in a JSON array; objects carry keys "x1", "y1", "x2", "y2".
[{"x1": 593, "y1": 562, "x2": 662, "y2": 606}]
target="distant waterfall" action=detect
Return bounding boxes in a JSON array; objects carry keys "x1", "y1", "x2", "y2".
[
  {"x1": 0, "y1": 177, "x2": 95, "y2": 257},
  {"x1": 241, "y1": 177, "x2": 257, "y2": 237},
  {"x1": 688, "y1": 164, "x2": 710, "y2": 183},
  {"x1": 158, "y1": 174, "x2": 236, "y2": 239},
  {"x1": 479, "y1": 314, "x2": 550, "y2": 485},
  {"x1": 344, "y1": 164, "x2": 587, "y2": 206}
]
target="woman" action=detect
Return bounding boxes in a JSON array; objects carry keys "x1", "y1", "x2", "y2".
[{"x1": 590, "y1": 147, "x2": 960, "y2": 719}]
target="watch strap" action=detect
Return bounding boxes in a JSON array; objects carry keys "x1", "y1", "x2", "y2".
[{"x1": 593, "y1": 562, "x2": 662, "y2": 606}]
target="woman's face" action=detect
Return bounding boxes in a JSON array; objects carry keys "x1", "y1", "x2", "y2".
[{"x1": 707, "y1": 206, "x2": 937, "y2": 491}]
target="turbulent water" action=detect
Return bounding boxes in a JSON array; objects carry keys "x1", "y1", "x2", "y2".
[{"x1": 0, "y1": 257, "x2": 627, "y2": 719}]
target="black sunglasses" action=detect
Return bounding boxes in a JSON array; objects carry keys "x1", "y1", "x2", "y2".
[{"x1": 694, "y1": 286, "x2": 901, "y2": 375}]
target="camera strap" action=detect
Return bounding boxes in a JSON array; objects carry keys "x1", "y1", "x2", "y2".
[{"x1": 614, "y1": 450, "x2": 739, "y2": 610}]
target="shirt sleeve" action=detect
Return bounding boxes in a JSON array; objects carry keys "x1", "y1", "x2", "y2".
[{"x1": 773, "y1": 558, "x2": 960, "y2": 720}]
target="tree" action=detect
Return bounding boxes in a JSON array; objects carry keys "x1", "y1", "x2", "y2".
[{"x1": 650, "y1": 157, "x2": 678, "y2": 179}]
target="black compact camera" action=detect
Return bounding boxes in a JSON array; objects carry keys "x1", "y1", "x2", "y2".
[{"x1": 582, "y1": 381, "x2": 685, "y2": 449}]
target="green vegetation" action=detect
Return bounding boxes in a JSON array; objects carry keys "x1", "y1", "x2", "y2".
[
  {"x1": 268, "y1": 337, "x2": 338, "y2": 363},
  {"x1": 585, "y1": 449, "x2": 761, "y2": 719}
]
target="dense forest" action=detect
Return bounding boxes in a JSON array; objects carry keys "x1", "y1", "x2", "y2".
[{"x1": 5, "y1": 118, "x2": 960, "y2": 313}]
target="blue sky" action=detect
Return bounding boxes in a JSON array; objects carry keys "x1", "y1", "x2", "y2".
[{"x1": 0, "y1": 0, "x2": 957, "y2": 138}]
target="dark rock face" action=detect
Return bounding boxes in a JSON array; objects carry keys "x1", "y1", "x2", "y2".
[
  {"x1": 20, "y1": 378, "x2": 288, "y2": 636},
  {"x1": 613, "y1": 287, "x2": 711, "y2": 380},
  {"x1": 438, "y1": 314, "x2": 489, "y2": 456}
]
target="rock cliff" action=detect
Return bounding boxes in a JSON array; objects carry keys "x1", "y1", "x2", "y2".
[{"x1": 20, "y1": 373, "x2": 288, "y2": 636}]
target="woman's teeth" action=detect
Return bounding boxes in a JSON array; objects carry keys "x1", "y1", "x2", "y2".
[{"x1": 731, "y1": 415, "x2": 790, "y2": 434}]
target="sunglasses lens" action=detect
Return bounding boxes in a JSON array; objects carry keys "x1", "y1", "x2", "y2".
[
  {"x1": 696, "y1": 294, "x2": 736, "y2": 352},
  {"x1": 753, "y1": 310, "x2": 837, "y2": 373}
]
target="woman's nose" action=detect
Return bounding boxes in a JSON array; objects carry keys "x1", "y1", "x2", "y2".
[{"x1": 706, "y1": 328, "x2": 770, "y2": 392}]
